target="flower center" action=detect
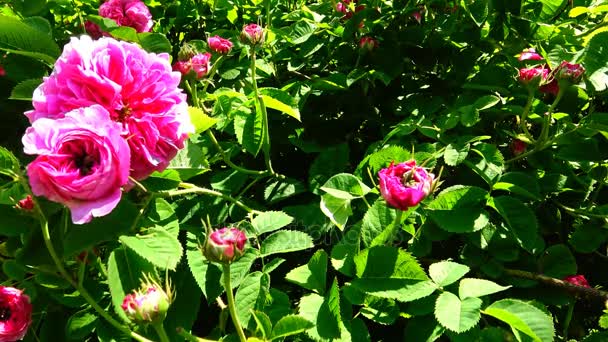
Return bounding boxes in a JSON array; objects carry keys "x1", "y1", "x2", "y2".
[
  {"x1": 112, "y1": 105, "x2": 132, "y2": 123},
  {"x1": 0, "y1": 306, "x2": 11, "y2": 321},
  {"x1": 401, "y1": 169, "x2": 418, "y2": 187},
  {"x1": 74, "y1": 153, "x2": 96, "y2": 176}
]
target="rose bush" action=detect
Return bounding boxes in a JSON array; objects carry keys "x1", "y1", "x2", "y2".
[{"x1": 1, "y1": 0, "x2": 608, "y2": 341}]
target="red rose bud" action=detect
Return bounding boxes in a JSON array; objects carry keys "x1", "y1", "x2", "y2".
[
  {"x1": 121, "y1": 277, "x2": 172, "y2": 324},
  {"x1": 336, "y1": 2, "x2": 347, "y2": 13},
  {"x1": 563, "y1": 275, "x2": 590, "y2": 288},
  {"x1": 510, "y1": 140, "x2": 527, "y2": 156},
  {"x1": 540, "y1": 78, "x2": 559, "y2": 96},
  {"x1": 173, "y1": 60, "x2": 192, "y2": 77},
  {"x1": 379, "y1": 160, "x2": 435, "y2": 211},
  {"x1": 0, "y1": 286, "x2": 32, "y2": 342},
  {"x1": 518, "y1": 66, "x2": 548, "y2": 89},
  {"x1": 84, "y1": 20, "x2": 104, "y2": 39},
  {"x1": 359, "y1": 36, "x2": 378, "y2": 52},
  {"x1": 208, "y1": 35, "x2": 233, "y2": 54},
  {"x1": 203, "y1": 227, "x2": 247, "y2": 264},
  {"x1": 0, "y1": 64, "x2": 5, "y2": 77},
  {"x1": 555, "y1": 61, "x2": 585, "y2": 85},
  {"x1": 16, "y1": 195, "x2": 34, "y2": 211},
  {"x1": 518, "y1": 48, "x2": 543, "y2": 62},
  {"x1": 240, "y1": 24, "x2": 265, "y2": 46},
  {"x1": 191, "y1": 53, "x2": 212, "y2": 78}
]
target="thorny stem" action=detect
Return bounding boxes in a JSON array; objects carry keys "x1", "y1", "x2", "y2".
[
  {"x1": 519, "y1": 90, "x2": 536, "y2": 142},
  {"x1": 206, "y1": 131, "x2": 271, "y2": 177},
  {"x1": 250, "y1": 51, "x2": 275, "y2": 175},
  {"x1": 201, "y1": 55, "x2": 225, "y2": 97},
  {"x1": 503, "y1": 268, "x2": 608, "y2": 300},
  {"x1": 222, "y1": 264, "x2": 247, "y2": 342}
]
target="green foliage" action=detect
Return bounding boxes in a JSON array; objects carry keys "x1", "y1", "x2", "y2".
[
  {"x1": 259, "y1": 230, "x2": 314, "y2": 256},
  {"x1": 483, "y1": 299, "x2": 555, "y2": 342},
  {"x1": 434, "y1": 292, "x2": 482, "y2": 333},
  {"x1": 285, "y1": 249, "x2": 328, "y2": 294}
]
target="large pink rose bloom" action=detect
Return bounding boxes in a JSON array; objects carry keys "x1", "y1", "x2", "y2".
[
  {"x1": 23, "y1": 105, "x2": 131, "y2": 224},
  {"x1": 26, "y1": 36, "x2": 193, "y2": 180},
  {"x1": 0, "y1": 286, "x2": 32, "y2": 342},
  {"x1": 378, "y1": 160, "x2": 434, "y2": 211},
  {"x1": 100, "y1": 0, "x2": 153, "y2": 33}
]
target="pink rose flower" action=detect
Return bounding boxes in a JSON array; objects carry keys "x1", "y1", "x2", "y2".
[
  {"x1": 25, "y1": 36, "x2": 193, "y2": 180},
  {"x1": 359, "y1": 36, "x2": 378, "y2": 52},
  {"x1": 191, "y1": 52, "x2": 212, "y2": 78},
  {"x1": 563, "y1": 275, "x2": 590, "y2": 288},
  {"x1": 518, "y1": 48, "x2": 543, "y2": 62},
  {"x1": 207, "y1": 35, "x2": 233, "y2": 54},
  {"x1": 378, "y1": 160, "x2": 435, "y2": 211},
  {"x1": 204, "y1": 227, "x2": 247, "y2": 263},
  {"x1": 518, "y1": 66, "x2": 548, "y2": 88},
  {"x1": 0, "y1": 286, "x2": 32, "y2": 342},
  {"x1": 23, "y1": 105, "x2": 131, "y2": 224},
  {"x1": 99, "y1": 0, "x2": 153, "y2": 33},
  {"x1": 555, "y1": 61, "x2": 585, "y2": 85},
  {"x1": 240, "y1": 24, "x2": 265, "y2": 46}
]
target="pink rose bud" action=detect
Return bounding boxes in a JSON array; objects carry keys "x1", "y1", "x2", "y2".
[
  {"x1": 0, "y1": 286, "x2": 32, "y2": 342},
  {"x1": 240, "y1": 23, "x2": 265, "y2": 46},
  {"x1": 203, "y1": 227, "x2": 247, "y2": 264},
  {"x1": 0, "y1": 64, "x2": 5, "y2": 77},
  {"x1": 518, "y1": 66, "x2": 548, "y2": 88},
  {"x1": 359, "y1": 36, "x2": 378, "y2": 52},
  {"x1": 510, "y1": 140, "x2": 527, "y2": 156},
  {"x1": 207, "y1": 35, "x2": 233, "y2": 54},
  {"x1": 122, "y1": 277, "x2": 171, "y2": 324},
  {"x1": 336, "y1": 2, "x2": 347, "y2": 13},
  {"x1": 555, "y1": 61, "x2": 585, "y2": 85},
  {"x1": 22, "y1": 105, "x2": 131, "y2": 224},
  {"x1": 378, "y1": 160, "x2": 435, "y2": 211},
  {"x1": 563, "y1": 275, "x2": 590, "y2": 288},
  {"x1": 99, "y1": 0, "x2": 153, "y2": 33},
  {"x1": 16, "y1": 195, "x2": 34, "y2": 211},
  {"x1": 518, "y1": 48, "x2": 543, "y2": 62},
  {"x1": 191, "y1": 53, "x2": 212, "y2": 79},
  {"x1": 172, "y1": 60, "x2": 192, "y2": 77},
  {"x1": 540, "y1": 78, "x2": 559, "y2": 96}
]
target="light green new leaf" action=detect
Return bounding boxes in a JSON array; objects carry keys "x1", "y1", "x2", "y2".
[
  {"x1": 483, "y1": 299, "x2": 554, "y2": 342},
  {"x1": 285, "y1": 250, "x2": 328, "y2": 294},
  {"x1": 259, "y1": 87, "x2": 301, "y2": 121},
  {"x1": 0, "y1": 15, "x2": 60, "y2": 64},
  {"x1": 458, "y1": 278, "x2": 510, "y2": 299},
  {"x1": 260, "y1": 230, "x2": 314, "y2": 256},
  {"x1": 435, "y1": 292, "x2": 482, "y2": 333},
  {"x1": 235, "y1": 272, "x2": 264, "y2": 327},
  {"x1": 320, "y1": 193, "x2": 352, "y2": 230},
  {"x1": 119, "y1": 228, "x2": 182, "y2": 270},
  {"x1": 429, "y1": 261, "x2": 470, "y2": 287},
  {"x1": 188, "y1": 106, "x2": 218, "y2": 134},
  {"x1": 360, "y1": 200, "x2": 398, "y2": 247},
  {"x1": 271, "y1": 315, "x2": 314, "y2": 340},
  {"x1": 251, "y1": 211, "x2": 294, "y2": 235},
  {"x1": 320, "y1": 173, "x2": 371, "y2": 200}
]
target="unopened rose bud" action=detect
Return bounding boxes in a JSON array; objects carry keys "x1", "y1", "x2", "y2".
[
  {"x1": 510, "y1": 140, "x2": 527, "y2": 156},
  {"x1": 122, "y1": 276, "x2": 172, "y2": 325},
  {"x1": 563, "y1": 275, "x2": 590, "y2": 288},
  {"x1": 177, "y1": 43, "x2": 197, "y2": 61},
  {"x1": 16, "y1": 195, "x2": 34, "y2": 211},
  {"x1": 359, "y1": 36, "x2": 378, "y2": 52},
  {"x1": 555, "y1": 61, "x2": 585, "y2": 85},
  {"x1": 173, "y1": 60, "x2": 192, "y2": 77},
  {"x1": 208, "y1": 35, "x2": 233, "y2": 54},
  {"x1": 518, "y1": 48, "x2": 543, "y2": 62},
  {"x1": 191, "y1": 53, "x2": 212, "y2": 79},
  {"x1": 518, "y1": 66, "x2": 548, "y2": 89},
  {"x1": 379, "y1": 160, "x2": 435, "y2": 211},
  {"x1": 240, "y1": 24, "x2": 265, "y2": 46},
  {"x1": 84, "y1": 20, "x2": 104, "y2": 40},
  {"x1": 203, "y1": 227, "x2": 247, "y2": 264},
  {"x1": 0, "y1": 64, "x2": 5, "y2": 77}
]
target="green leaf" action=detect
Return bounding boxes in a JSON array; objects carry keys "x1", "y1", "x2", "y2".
[
  {"x1": 119, "y1": 228, "x2": 183, "y2": 270},
  {"x1": 538, "y1": 244, "x2": 577, "y2": 279},
  {"x1": 107, "y1": 247, "x2": 156, "y2": 322},
  {"x1": 444, "y1": 143, "x2": 470, "y2": 166},
  {"x1": 286, "y1": 20, "x2": 316, "y2": 45},
  {"x1": 188, "y1": 106, "x2": 218, "y2": 134},
  {"x1": 234, "y1": 106, "x2": 263, "y2": 156},
  {"x1": 251, "y1": 211, "x2": 294, "y2": 235},
  {"x1": 9, "y1": 78, "x2": 41, "y2": 101},
  {"x1": 582, "y1": 32, "x2": 608, "y2": 92},
  {"x1": 108, "y1": 26, "x2": 139, "y2": 43},
  {"x1": 285, "y1": 249, "x2": 328, "y2": 294},
  {"x1": 309, "y1": 143, "x2": 349, "y2": 194},
  {"x1": 360, "y1": 297, "x2": 399, "y2": 325},
  {"x1": 351, "y1": 278, "x2": 438, "y2": 303},
  {"x1": 0, "y1": 205, "x2": 35, "y2": 236},
  {"x1": 404, "y1": 315, "x2": 445, "y2": 342},
  {"x1": 167, "y1": 139, "x2": 209, "y2": 180},
  {"x1": 65, "y1": 310, "x2": 98, "y2": 340},
  {"x1": 539, "y1": 0, "x2": 567, "y2": 20},
  {"x1": 299, "y1": 293, "x2": 339, "y2": 340},
  {"x1": 252, "y1": 310, "x2": 273, "y2": 339},
  {"x1": 320, "y1": 193, "x2": 352, "y2": 230},
  {"x1": 483, "y1": 299, "x2": 554, "y2": 342},
  {"x1": 271, "y1": 315, "x2": 314, "y2": 340},
  {"x1": 63, "y1": 199, "x2": 138, "y2": 257},
  {"x1": 227, "y1": 250, "x2": 258, "y2": 289},
  {"x1": 463, "y1": 0, "x2": 489, "y2": 26},
  {"x1": 185, "y1": 232, "x2": 223, "y2": 301},
  {"x1": 264, "y1": 178, "x2": 306, "y2": 204},
  {"x1": 360, "y1": 200, "x2": 397, "y2": 247},
  {"x1": 427, "y1": 185, "x2": 490, "y2": 233},
  {"x1": 458, "y1": 278, "x2": 511, "y2": 299},
  {"x1": 0, "y1": 146, "x2": 19, "y2": 177},
  {"x1": 236, "y1": 271, "x2": 264, "y2": 327},
  {"x1": 490, "y1": 196, "x2": 539, "y2": 253},
  {"x1": 260, "y1": 230, "x2": 314, "y2": 256},
  {"x1": 492, "y1": 172, "x2": 541, "y2": 201},
  {"x1": 259, "y1": 87, "x2": 301, "y2": 121},
  {"x1": 320, "y1": 173, "x2": 371, "y2": 199},
  {"x1": 138, "y1": 32, "x2": 172, "y2": 53},
  {"x1": 435, "y1": 292, "x2": 482, "y2": 333},
  {"x1": 0, "y1": 15, "x2": 60, "y2": 64},
  {"x1": 366, "y1": 146, "x2": 411, "y2": 175},
  {"x1": 466, "y1": 143, "x2": 504, "y2": 184},
  {"x1": 163, "y1": 262, "x2": 202, "y2": 342},
  {"x1": 429, "y1": 261, "x2": 470, "y2": 287}
]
